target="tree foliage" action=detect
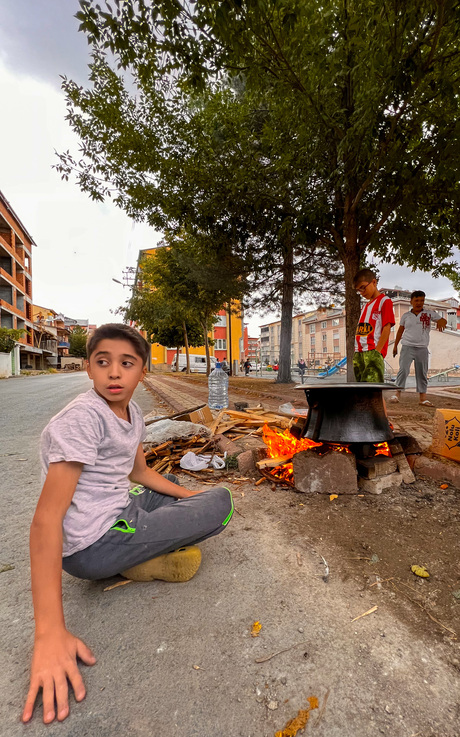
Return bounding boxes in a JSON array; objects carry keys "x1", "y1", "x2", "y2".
[
  {"x1": 0, "y1": 327, "x2": 24, "y2": 354},
  {"x1": 60, "y1": 0, "x2": 460, "y2": 378},
  {"x1": 124, "y1": 233, "x2": 248, "y2": 373},
  {"x1": 69, "y1": 325, "x2": 88, "y2": 357}
]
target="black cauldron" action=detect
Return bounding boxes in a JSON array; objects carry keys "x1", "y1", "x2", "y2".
[{"x1": 295, "y1": 383, "x2": 395, "y2": 443}]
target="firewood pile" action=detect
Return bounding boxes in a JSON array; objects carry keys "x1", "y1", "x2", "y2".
[
  {"x1": 209, "y1": 406, "x2": 291, "y2": 439},
  {"x1": 143, "y1": 405, "x2": 292, "y2": 480},
  {"x1": 144, "y1": 436, "x2": 216, "y2": 476}
]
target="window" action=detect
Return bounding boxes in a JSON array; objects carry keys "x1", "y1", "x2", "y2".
[
  {"x1": 215, "y1": 314, "x2": 227, "y2": 327},
  {"x1": 334, "y1": 345, "x2": 340, "y2": 352},
  {"x1": 323, "y1": 346, "x2": 328, "y2": 353},
  {"x1": 332, "y1": 318, "x2": 340, "y2": 326},
  {"x1": 310, "y1": 336, "x2": 315, "y2": 345},
  {"x1": 322, "y1": 333, "x2": 327, "y2": 341},
  {"x1": 321, "y1": 321, "x2": 327, "y2": 328},
  {"x1": 333, "y1": 331, "x2": 339, "y2": 339},
  {"x1": 215, "y1": 339, "x2": 227, "y2": 350},
  {"x1": 309, "y1": 324, "x2": 315, "y2": 333}
]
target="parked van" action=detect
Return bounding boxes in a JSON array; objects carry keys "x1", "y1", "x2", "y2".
[{"x1": 171, "y1": 354, "x2": 217, "y2": 373}]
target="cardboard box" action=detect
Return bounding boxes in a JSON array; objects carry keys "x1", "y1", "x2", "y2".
[
  {"x1": 430, "y1": 409, "x2": 460, "y2": 462},
  {"x1": 176, "y1": 405, "x2": 214, "y2": 427}
]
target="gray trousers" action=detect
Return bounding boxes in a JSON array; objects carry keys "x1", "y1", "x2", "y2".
[
  {"x1": 395, "y1": 345, "x2": 429, "y2": 394},
  {"x1": 62, "y1": 476, "x2": 233, "y2": 580}
]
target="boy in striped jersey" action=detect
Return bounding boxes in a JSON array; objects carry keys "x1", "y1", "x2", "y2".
[{"x1": 353, "y1": 268, "x2": 395, "y2": 383}]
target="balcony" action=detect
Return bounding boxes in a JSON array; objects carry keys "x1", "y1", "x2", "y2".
[{"x1": 59, "y1": 341, "x2": 70, "y2": 348}]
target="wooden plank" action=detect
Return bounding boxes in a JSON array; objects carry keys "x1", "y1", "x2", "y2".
[
  {"x1": 209, "y1": 410, "x2": 226, "y2": 436},
  {"x1": 144, "y1": 404, "x2": 208, "y2": 426},
  {"x1": 256, "y1": 455, "x2": 293, "y2": 469}
]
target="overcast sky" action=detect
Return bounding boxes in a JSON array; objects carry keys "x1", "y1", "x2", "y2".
[{"x1": 0, "y1": 0, "x2": 458, "y2": 332}]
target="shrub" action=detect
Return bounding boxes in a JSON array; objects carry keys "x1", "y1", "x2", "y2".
[{"x1": 0, "y1": 327, "x2": 24, "y2": 353}]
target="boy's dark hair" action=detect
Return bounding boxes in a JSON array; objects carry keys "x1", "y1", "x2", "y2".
[
  {"x1": 86, "y1": 323, "x2": 150, "y2": 364},
  {"x1": 410, "y1": 290, "x2": 425, "y2": 299},
  {"x1": 353, "y1": 268, "x2": 378, "y2": 287}
]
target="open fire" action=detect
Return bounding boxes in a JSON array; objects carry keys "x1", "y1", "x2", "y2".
[{"x1": 261, "y1": 424, "x2": 391, "y2": 485}]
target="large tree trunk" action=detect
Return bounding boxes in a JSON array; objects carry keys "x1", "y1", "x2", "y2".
[
  {"x1": 342, "y1": 211, "x2": 362, "y2": 381},
  {"x1": 182, "y1": 321, "x2": 190, "y2": 373},
  {"x1": 276, "y1": 240, "x2": 294, "y2": 383}
]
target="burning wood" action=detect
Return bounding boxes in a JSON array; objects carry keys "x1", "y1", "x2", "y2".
[{"x1": 256, "y1": 455, "x2": 294, "y2": 470}]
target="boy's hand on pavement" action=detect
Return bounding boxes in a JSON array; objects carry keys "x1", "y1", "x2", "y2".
[{"x1": 22, "y1": 628, "x2": 96, "y2": 724}]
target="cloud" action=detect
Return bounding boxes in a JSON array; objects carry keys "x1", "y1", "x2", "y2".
[{"x1": 0, "y1": 0, "x2": 90, "y2": 88}]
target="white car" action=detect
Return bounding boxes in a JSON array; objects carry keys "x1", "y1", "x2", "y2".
[{"x1": 171, "y1": 354, "x2": 217, "y2": 373}]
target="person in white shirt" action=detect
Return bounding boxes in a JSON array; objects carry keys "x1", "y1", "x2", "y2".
[{"x1": 391, "y1": 291, "x2": 447, "y2": 406}]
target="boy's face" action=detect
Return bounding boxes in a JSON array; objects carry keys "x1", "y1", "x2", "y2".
[
  {"x1": 86, "y1": 338, "x2": 146, "y2": 407},
  {"x1": 355, "y1": 278, "x2": 378, "y2": 301},
  {"x1": 410, "y1": 295, "x2": 425, "y2": 313}
]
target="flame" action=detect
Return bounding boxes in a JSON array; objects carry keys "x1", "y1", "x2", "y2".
[
  {"x1": 374, "y1": 442, "x2": 391, "y2": 457},
  {"x1": 261, "y1": 425, "x2": 391, "y2": 484},
  {"x1": 262, "y1": 424, "x2": 321, "y2": 457}
]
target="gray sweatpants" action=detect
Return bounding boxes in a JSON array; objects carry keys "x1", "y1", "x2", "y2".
[
  {"x1": 395, "y1": 345, "x2": 429, "y2": 394},
  {"x1": 62, "y1": 477, "x2": 233, "y2": 580}
]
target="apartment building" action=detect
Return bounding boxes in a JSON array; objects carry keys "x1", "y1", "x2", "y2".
[
  {"x1": 260, "y1": 311, "x2": 317, "y2": 366},
  {"x1": 240, "y1": 325, "x2": 260, "y2": 363},
  {"x1": 32, "y1": 306, "x2": 76, "y2": 366},
  {"x1": 0, "y1": 191, "x2": 38, "y2": 371},
  {"x1": 302, "y1": 307, "x2": 346, "y2": 367}
]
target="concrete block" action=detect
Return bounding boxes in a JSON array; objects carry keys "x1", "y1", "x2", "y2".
[
  {"x1": 357, "y1": 456, "x2": 398, "y2": 479},
  {"x1": 358, "y1": 471, "x2": 403, "y2": 495},
  {"x1": 392, "y1": 452, "x2": 416, "y2": 484},
  {"x1": 293, "y1": 450, "x2": 358, "y2": 494},
  {"x1": 214, "y1": 434, "x2": 241, "y2": 456},
  {"x1": 237, "y1": 450, "x2": 258, "y2": 476},
  {"x1": 392, "y1": 433, "x2": 422, "y2": 455}
]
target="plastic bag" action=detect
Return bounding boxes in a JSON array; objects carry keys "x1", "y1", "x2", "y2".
[
  {"x1": 278, "y1": 402, "x2": 310, "y2": 417},
  {"x1": 143, "y1": 419, "x2": 210, "y2": 445},
  {"x1": 180, "y1": 451, "x2": 226, "y2": 471}
]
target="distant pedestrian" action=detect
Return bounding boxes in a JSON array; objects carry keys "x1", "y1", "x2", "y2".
[
  {"x1": 221, "y1": 356, "x2": 230, "y2": 374},
  {"x1": 353, "y1": 268, "x2": 395, "y2": 383},
  {"x1": 297, "y1": 358, "x2": 306, "y2": 383},
  {"x1": 244, "y1": 359, "x2": 252, "y2": 376},
  {"x1": 391, "y1": 290, "x2": 446, "y2": 406}
]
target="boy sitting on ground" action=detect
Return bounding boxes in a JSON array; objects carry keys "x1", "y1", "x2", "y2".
[
  {"x1": 22, "y1": 323, "x2": 233, "y2": 725},
  {"x1": 353, "y1": 268, "x2": 395, "y2": 382}
]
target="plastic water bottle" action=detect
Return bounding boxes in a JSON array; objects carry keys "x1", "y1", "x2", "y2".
[{"x1": 208, "y1": 361, "x2": 229, "y2": 409}]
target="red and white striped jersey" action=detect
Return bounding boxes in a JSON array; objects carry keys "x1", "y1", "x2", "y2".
[{"x1": 354, "y1": 294, "x2": 395, "y2": 357}]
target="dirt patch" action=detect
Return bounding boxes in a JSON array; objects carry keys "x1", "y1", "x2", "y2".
[
  {"x1": 219, "y1": 469, "x2": 460, "y2": 647},
  {"x1": 146, "y1": 373, "x2": 460, "y2": 643}
]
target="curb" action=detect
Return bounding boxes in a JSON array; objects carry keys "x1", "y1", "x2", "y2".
[{"x1": 414, "y1": 455, "x2": 460, "y2": 489}]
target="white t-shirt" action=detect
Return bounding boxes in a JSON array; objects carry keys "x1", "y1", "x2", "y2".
[
  {"x1": 400, "y1": 308, "x2": 442, "y2": 347},
  {"x1": 40, "y1": 388, "x2": 146, "y2": 556}
]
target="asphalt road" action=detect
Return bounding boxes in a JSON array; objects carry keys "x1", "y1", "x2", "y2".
[{"x1": 1, "y1": 373, "x2": 459, "y2": 736}]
